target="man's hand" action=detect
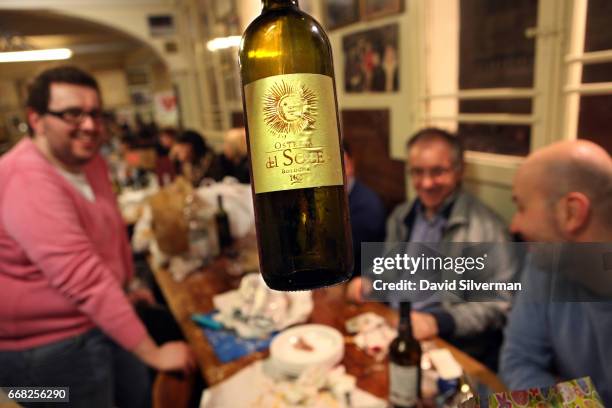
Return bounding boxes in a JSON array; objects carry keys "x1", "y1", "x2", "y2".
[
  {"x1": 410, "y1": 311, "x2": 439, "y2": 341},
  {"x1": 346, "y1": 277, "x2": 364, "y2": 303},
  {"x1": 134, "y1": 337, "x2": 196, "y2": 375},
  {"x1": 153, "y1": 341, "x2": 197, "y2": 374}
]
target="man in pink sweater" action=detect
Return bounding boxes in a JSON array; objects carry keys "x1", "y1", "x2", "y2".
[{"x1": 0, "y1": 66, "x2": 194, "y2": 407}]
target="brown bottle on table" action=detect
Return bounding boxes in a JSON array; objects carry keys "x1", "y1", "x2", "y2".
[
  {"x1": 238, "y1": 0, "x2": 353, "y2": 291},
  {"x1": 389, "y1": 302, "x2": 422, "y2": 408},
  {"x1": 215, "y1": 195, "x2": 233, "y2": 252}
]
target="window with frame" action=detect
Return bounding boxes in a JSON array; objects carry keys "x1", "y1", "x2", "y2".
[
  {"x1": 574, "y1": 0, "x2": 612, "y2": 154},
  {"x1": 423, "y1": 0, "x2": 538, "y2": 158},
  {"x1": 457, "y1": 0, "x2": 537, "y2": 157},
  {"x1": 190, "y1": 0, "x2": 242, "y2": 134}
]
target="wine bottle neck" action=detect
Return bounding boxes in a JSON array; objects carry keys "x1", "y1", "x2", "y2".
[
  {"x1": 398, "y1": 318, "x2": 413, "y2": 339},
  {"x1": 263, "y1": 0, "x2": 299, "y2": 11},
  {"x1": 398, "y1": 302, "x2": 414, "y2": 338},
  {"x1": 217, "y1": 195, "x2": 224, "y2": 211}
]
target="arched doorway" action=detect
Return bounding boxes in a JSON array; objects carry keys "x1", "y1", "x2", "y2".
[{"x1": 0, "y1": 8, "x2": 201, "y2": 150}]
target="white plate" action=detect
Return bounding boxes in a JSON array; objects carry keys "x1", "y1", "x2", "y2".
[
  {"x1": 199, "y1": 360, "x2": 387, "y2": 408},
  {"x1": 270, "y1": 324, "x2": 344, "y2": 377}
]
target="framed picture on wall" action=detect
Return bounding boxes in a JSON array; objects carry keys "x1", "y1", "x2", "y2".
[
  {"x1": 324, "y1": 0, "x2": 360, "y2": 30},
  {"x1": 342, "y1": 24, "x2": 399, "y2": 93},
  {"x1": 359, "y1": 0, "x2": 404, "y2": 21}
]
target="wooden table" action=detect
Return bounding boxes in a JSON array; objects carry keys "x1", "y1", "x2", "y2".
[{"x1": 151, "y1": 257, "x2": 506, "y2": 406}]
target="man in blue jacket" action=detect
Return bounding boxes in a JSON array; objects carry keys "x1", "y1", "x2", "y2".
[
  {"x1": 501, "y1": 140, "x2": 612, "y2": 404},
  {"x1": 343, "y1": 141, "x2": 386, "y2": 277}
]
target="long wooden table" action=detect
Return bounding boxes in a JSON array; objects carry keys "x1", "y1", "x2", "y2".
[{"x1": 151, "y1": 256, "x2": 506, "y2": 406}]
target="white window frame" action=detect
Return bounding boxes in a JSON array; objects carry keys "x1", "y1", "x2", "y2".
[
  {"x1": 561, "y1": 0, "x2": 612, "y2": 144},
  {"x1": 180, "y1": 0, "x2": 244, "y2": 148}
]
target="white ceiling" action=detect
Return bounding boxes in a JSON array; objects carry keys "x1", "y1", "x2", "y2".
[{"x1": 0, "y1": 9, "x2": 161, "y2": 78}]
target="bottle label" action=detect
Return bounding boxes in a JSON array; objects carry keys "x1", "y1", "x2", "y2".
[
  {"x1": 389, "y1": 363, "x2": 418, "y2": 406},
  {"x1": 244, "y1": 73, "x2": 344, "y2": 194}
]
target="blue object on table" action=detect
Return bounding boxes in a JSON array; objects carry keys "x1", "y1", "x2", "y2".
[
  {"x1": 193, "y1": 312, "x2": 277, "y2": 364},
  {"x1": 192, "y1": 313, "x2": 223, "y2": 330}
]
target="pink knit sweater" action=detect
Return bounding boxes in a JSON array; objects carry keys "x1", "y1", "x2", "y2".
[{"x1": 0, "y1": 138, "x2": 147, "y2": 351}]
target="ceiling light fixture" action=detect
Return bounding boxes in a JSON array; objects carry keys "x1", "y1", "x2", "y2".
[
  {"x1": 0, "y1": 48, "x2": 73, "y2": 63},
  {"x1": 206, "y1": 36, "x2": 241, "y2": 52}
]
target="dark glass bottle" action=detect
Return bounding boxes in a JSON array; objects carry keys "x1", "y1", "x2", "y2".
[
  {"x1": 239, "y1": 0, "x2": 353, "y2": 291},
  {"x1": 389, "y1": 302, "x2": 422, "y2": 408},
  {"x1": 215, "y1": 195, "x2": 233, "y2": 252}
]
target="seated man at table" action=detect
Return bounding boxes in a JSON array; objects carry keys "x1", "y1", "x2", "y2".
[
  {"x1": 348, "y1": 127, "x2": 516, "y2": 370},
  {"x1": 343, "y1": 140, "x2": 386, "y2": 277},
  {"x1": 500, "y1": 140, "x2": 612, "y2": 405}
]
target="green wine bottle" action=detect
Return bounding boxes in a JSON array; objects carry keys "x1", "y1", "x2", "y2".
[
  {"x1": 239, "y1": 0, "x2": 353, "y2": 291},
  {"x1": 389, "y1": 302, "x2": 422, "y2": 408}
]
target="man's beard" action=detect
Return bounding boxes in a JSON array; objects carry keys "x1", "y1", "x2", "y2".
[
  {"x1": 53, "y1": 146, "x2": 92, "y2": 168},
  {"x1": 53, "y1": 132, "x2": 99, "y2": 168}
]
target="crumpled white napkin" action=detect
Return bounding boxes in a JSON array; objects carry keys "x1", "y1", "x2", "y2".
[
  {"x1": 346, "y1": 313, "x2": 396, "y2": 361},
  {"x1": 213, "y1": 274, "x2": 313, "y2": 338}
]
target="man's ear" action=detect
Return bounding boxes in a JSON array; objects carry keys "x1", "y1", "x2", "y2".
[
  {"x1": 343, "y1": 152, "x2": 354, "y2": 178},
  {"x1": 27, "y1": 108, "x2": 43, "y2": 137},
  {"x1": 558, "y1": 192, "x2": 591, "y2": 236}
]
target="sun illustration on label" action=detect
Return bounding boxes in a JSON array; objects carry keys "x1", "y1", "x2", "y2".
[{"x1": 263, "y1": 80, "x2": 317, "y2": 136}]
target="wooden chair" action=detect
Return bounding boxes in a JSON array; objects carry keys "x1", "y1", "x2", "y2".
[{"x1": 152, "y1": 371, "x2": 197, "y2": 408}]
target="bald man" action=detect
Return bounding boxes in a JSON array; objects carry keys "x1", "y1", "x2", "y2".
[{"x1": 500, "y1": 140, "x2": 612, "y2": 403}]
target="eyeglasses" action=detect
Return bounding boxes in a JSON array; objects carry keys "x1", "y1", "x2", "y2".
[
  {"x1": 407, "y1": 166, "x2": 455, "y2": 179},
  {"x1": 45, "y1": 108, "x2": 104, "y2": 125}
]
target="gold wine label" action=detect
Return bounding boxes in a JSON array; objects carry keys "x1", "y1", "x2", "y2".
[{"x1": 244, "y1": 73, "x2": 344, "y2": 194}]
